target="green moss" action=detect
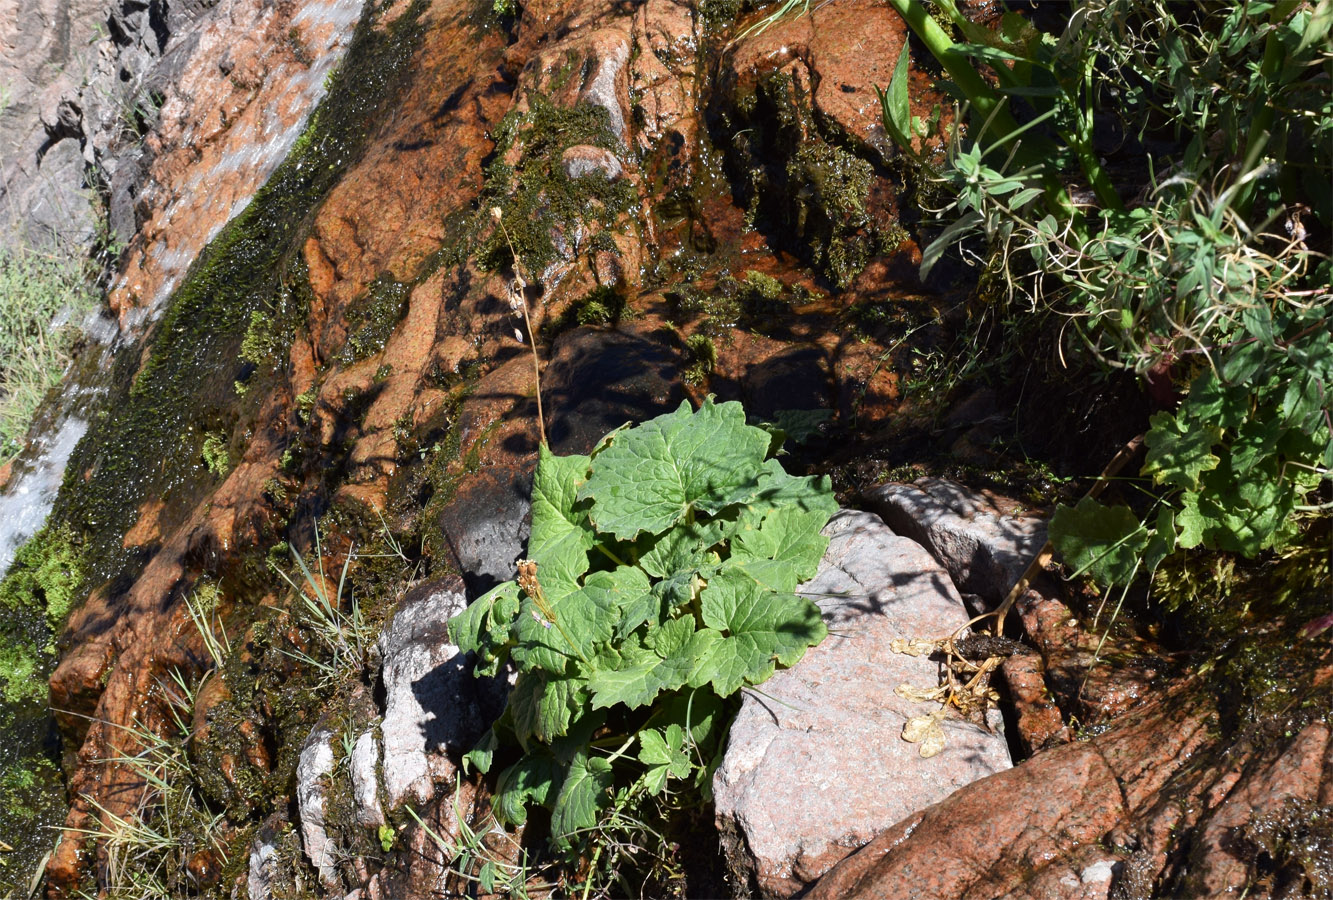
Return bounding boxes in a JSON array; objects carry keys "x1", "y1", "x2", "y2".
[
  {"x1": 0, "y1": 523, "x2": 84, "y2": 634},
  {"x1": 742, "y1": 269, "x2": 784, "y2": 300},
  {"x1": 544, "y1": 284, "x2": 629, "y2": 335},
  {"x1": 0, "y1": 527, "x2": 79, "y2": 894},
  {"x1": 337, "y1": 273, "x2": 412, "y2": 364},
  {"x1": 699, "y1": 0, "x2": 746, "y2": 31},
  {"x1": 717, "y1": 69, "x2": 886, "y2": 288},
  {"x1": 482, "y1": 94, "x2": 637, "y2": 277},
  {"x1": 201, "y1": 430, "x2": 233, "y2": 478},
  {"x1": 50, "y1": 0, "x2": 429, "y2": 589},
  {"x1": 667, "y1": 273, "x2": 796, "y2": 337},
  {"x1": 786, "y1": 141, "x2": 874, "y2": 287},
  {"x1": 683, "y1": 334, "x2": 717, "y2": 385}
]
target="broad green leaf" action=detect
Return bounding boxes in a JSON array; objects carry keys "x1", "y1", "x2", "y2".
[
  {"x1": 1048, "y1": 497, "x2": 1150, "y2": 586},
  {"x1": 510, "y1": 670, "x2": 588, "y2": 745},
  {"x1": 644, "y1": 615, "x2": 697, "y2": 658},
  {"x1": 530, "y1": 446, "x2": 595, "y2": 589},
  {"x1": 511, "y1": 575, "x2": 620, "y2": 672},
  {"x1": 691, "y1": 571, "x2": 826, "y2": 696},
  {"x1": 494, "y1": 753, "x2": 562, "y2": 826},
  {"x1": 638, "y1": 724, "x2": 693, "y2": 795},
  {"x1": 1189, "y1": 461, "x2": 1300, "y2": 555},
  {"x1": 588, "y1": 619, "x2": 697, "y2": 710},
  {"x1": 578, "y1": 399, "x2": 772, "y2": 540},
  {"x1": 463, "y1": 727, "x2": 498, "y2": 775},
  {"x1": 549, "y1": 708, "x2": 607, "y2": 765},
  {"x1": 639, "y1": 518, "x2": 727, "y2": 580},
  {"x1": 753, "y1": 459, "x2": 840, "y2": 518},
  {"x1": 1143, "y1": 410, "x2": 1221, "y2": 490},
  {"x1": 1229, "y1": 417, "x2": 1282, "y2": 473},
  {"x1": 508, "y1": 672, "x2": 544, "y2": 749},
  {"x1": 617, "y1": 581, "x2": 673, "y2": 638},
  {"x1": 583, "y1": 565, "x2": 651, "y2": 615},
  {"x1": 448, "y1": 580, "x2": 520, "y2": 676},
  {"x1": 763, "y1": 408, "x2": 833, "y2": 452},
  {"x1": 1176, "y1": 493, "x2": 1208, "y2": 549},
  {"x1": 1186, "y1": 370, "x2": 1248, "y2": 429},
  {"x1": 550, "y1": 752, "x2": 613, "y2": 846},
  {"x1": 730, "y1": 505, "x2": 832, "y2": 587}
]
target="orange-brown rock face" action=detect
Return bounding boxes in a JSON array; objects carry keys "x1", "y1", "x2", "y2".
[
  {"x1": 38, "y1": 0, "x2": 977, "y2": 895},
  {"x1": 106, "y1": 0, "x2": 372, "y2": 329}
]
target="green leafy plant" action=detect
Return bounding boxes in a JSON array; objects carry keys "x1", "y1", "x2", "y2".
[
  {"x1": 450, "y1": 398, "x2": 836, "y2": 848},
  {"x1": 880, "y1": 0, "x2": 1332, "y2": 595}
]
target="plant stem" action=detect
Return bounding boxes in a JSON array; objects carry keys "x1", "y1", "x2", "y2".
[
  {"x1": 520, "y1": 298, "x2": 548, "y2": 448},
  {"x1": 1235, "y1": 0, "x2": 1301, "y2": 218}
]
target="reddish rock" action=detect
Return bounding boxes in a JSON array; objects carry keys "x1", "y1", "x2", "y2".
[
  {"x1": 806, "y1": 680, "x2": 1215, "y2": 900},
  {"x1": 108, "y1": 0, "x2": 369, "y2": 325},
  {"x1": 1000, "y1": 650, "x2": 1072, "y2": 754},
  {"x1": 561, "y1": 144, "x2": 624, "y2": 180}
]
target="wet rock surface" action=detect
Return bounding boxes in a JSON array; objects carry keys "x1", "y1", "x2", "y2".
[
  {"x1": 542, "y1": 325, "x2": 687, "y2": 455},
  {"x1": 714, "y1": 509, "x2": 1012, "y2": 897}
]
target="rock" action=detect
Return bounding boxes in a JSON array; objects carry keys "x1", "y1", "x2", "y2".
[
  {"x1": 576, "y1": 30, "x2": 631, "y2": 141},
  {"x1": 351, "y1": 730, "x2": 385, "y2": 827},
  {"x1": 713, "y1": 509, "x2": 1012, "y2": 897},
  {"x1": 1000, "y1": 648, "x2": 1072, "y2": 754},
  {"x1": 436, "y1": 465, "x2": 532, "y2": 594},
  {"x1": 542, "y1": 325, "x2": 686, "y2": 455},
  {"x1": 295, "y1": 728, "x2": 338, "y2": 889},
  {"x1": 560, "y1": 144, "x2": 623, "y2": 180},
  {"x1": 377, "y1": 576, "x2": 509, "y2": 808},
  {"x1": 247, "y1": 834, "x2": 277, "y2": 900},
  {"x1": 865, "y1": 478, "x2": 1047, "y2": 603}
]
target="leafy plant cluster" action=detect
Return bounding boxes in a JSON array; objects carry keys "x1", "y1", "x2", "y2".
[
  {"x1": 880, "y1": 0, "x2": 1332, "y2": 592},
  {"x1": 451, "y1": 399, "x2": 836, "y2": 850}
]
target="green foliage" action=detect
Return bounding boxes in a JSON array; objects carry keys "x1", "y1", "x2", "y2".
[
  {"x1": 884, "y1": 0, "x2": 1332, "y2": 592},
  {"x1": 481, "y1": 94, "x2": 636, "y2": 277},
  {"x1": 201, "y1": 431, "x2": 232, "y2": 477},
  {"x1": 0, "y1": 523, "x2": 85, "y2": 635},
  {"x1": 451, "y1": 399, "x2": 835, "y2": 848},
  {"x1": 682, "y1": 334, "x2": 716, "y2": 386},
  {"x1": 0, "y1": 247, "x2": 96, "y2": 463}
]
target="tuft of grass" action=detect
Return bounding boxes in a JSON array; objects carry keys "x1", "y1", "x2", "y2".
[{"x1": 0, "y1": 246, "x2": 96, "y2": 464}]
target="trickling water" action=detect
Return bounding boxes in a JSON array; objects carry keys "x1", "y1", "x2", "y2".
[
  {"x1": 113, "y1": 0, "x2": 370, "y2": 327},
  {"x1": 0, "y1": 413, "x2": 88, "y2": 578}
]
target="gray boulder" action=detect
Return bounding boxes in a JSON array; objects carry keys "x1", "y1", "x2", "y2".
[
  {"x1": 866, "y1": 478, "x2": 1047, "y2": 604},
  {"x1": 295, "y1": 728, "x2": 338, "y2": 889},
  {"x1": 377, "y1": 576, "x2": 509, "y2": 807},
  {"x1": 713, "y1": 509, "x2": 1012, "y2": 897}
]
